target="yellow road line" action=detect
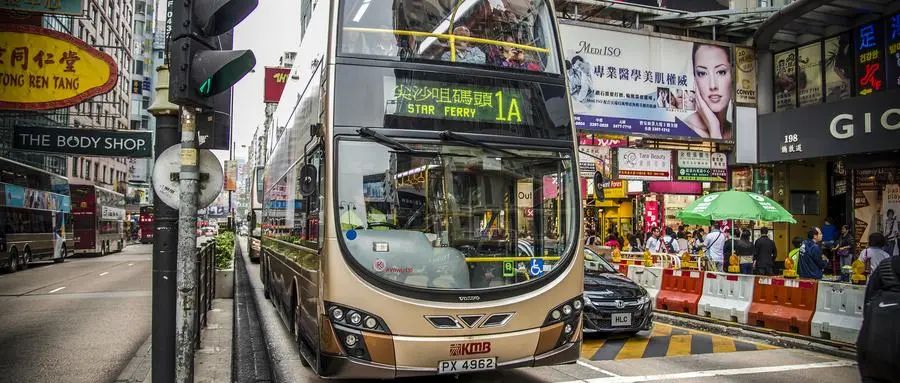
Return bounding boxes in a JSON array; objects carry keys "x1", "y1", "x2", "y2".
[
  {"x1": 581, "y1": 339, "x2": 605, "y2": 359},
  {"x1": 651, "y1": 323, "x2": 672, "y2": 337},
  {"x1": 665, "y1": 335, "x2": 692, "y2": 357},
  {"x1": 711, "y1": 335, "x2": 737, "y2": 353},
  {"x1": 615, "y1": 337, "x2": 651, "y2": 360}
]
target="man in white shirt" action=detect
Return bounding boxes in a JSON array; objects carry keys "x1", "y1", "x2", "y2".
[
  {"x1": 704, "y1": 224, "x2": 726, "y2": 271},
  {"x1": 645, "y1": 227, "x2": 663, "y2": 253},
  {"x1": 662, "y1": 227, "x2": 680, "y2": 253},
  {"x1": 859, "y1": 232, "x2": 892, "y2": 272}
]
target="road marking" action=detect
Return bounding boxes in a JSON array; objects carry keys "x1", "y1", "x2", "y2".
[
  {"x1": 558, "y1": 360, "x2": 857, "y2": 383},
  {"x1": 577, "y1": 360, "x2": 620, "y2": 377},
  {"x1": 49, "y1": 287, "x2": 66, "y2": 293},
  {"x1": 128, "y1": 263, "x2": 134, "y2": 266},
  {"x1": 99, "y1": 272, "x2": 109, "y2": 276}
]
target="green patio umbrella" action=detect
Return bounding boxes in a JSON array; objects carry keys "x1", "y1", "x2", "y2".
[{"x1": 676, "y1": 190, "x2": 797, "y2": 225}]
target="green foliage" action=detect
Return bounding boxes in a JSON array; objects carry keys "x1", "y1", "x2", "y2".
[{"x1": 214, "y1": 231, "x2": 235, "y2": 269}]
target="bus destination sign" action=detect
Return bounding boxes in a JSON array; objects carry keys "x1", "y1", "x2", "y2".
[{"x1": 384, "y1": 79, "x2": 528, "y2": 125}]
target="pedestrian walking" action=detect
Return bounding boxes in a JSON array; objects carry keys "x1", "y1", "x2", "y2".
[
  {"x1": 798, "y1": 227, "x2": 827, "y2": 280},
  {"x1": 859, "y1": 232, "x2": 891, "y2": 274},
  {"x1": 753, "y1": 227, "x2": 777, "y2": 275},
  {"x1": 856, "y1": 252, "x2": 900, "y2": 382},
  {"x1": 645, "y1": 227, "x2": 663, "y2": 253},
  {"x1": 662, "y1": 227, "x2": 680, "y2": 254},
  {"x1": 703, "y1": 223, "x2": 726, "y2": 271}
]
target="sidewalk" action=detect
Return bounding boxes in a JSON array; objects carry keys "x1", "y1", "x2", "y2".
[{"x1": 114, "y1": 298, "x2": 234, "y2": 383}]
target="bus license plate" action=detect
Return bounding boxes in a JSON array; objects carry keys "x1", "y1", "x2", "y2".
[
  {"x1": 611, "y1": 313, "x2": 632, "y2": 327},
  {"x1": 438, "y1": 357, "x2": 496, "y2": 374}
]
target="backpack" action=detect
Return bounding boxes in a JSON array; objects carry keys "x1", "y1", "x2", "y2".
[
  {"x1": 857, "y1": 260, "x2": 900, "y2": 378},
  {"x1": 664, "y1": 237, "x2": 677, "y2": 254}
]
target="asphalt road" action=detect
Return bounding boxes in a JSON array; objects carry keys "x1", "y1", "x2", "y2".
[
  {"x1": 237, "y1": 236, "x2": 861, "y2": 383},
  {"x1": 0, "y1": 244, "x2": 152, "y2": 383}
]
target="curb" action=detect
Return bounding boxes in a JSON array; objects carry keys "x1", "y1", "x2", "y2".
[
  {"x1": 113, "y1": 336, "x2": 152, "y2": 383},
  {"x1": 652, "y1": 311, "x2": 858, "y2": 360}
]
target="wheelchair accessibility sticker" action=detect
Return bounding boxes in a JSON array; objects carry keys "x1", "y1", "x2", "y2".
[{"x1": 529, "y1": 258, "x2": 544, "y2": 277}]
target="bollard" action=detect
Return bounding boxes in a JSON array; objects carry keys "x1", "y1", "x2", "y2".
[
  {"x1": 850, "y1": 258, "x2": 866, "y2": 284},
  {"x1": 643, "y1": 249, "x2": 654, "y2": 267},
  {"x1": 611, "y1": 247, "x2": 622, "y2": 263},
  {"x1": 727, "y1": 252, "x2": 740, "y2": 273},
  {"x1": 783, "y1": 256, "x2": 798, "y2": 278}
]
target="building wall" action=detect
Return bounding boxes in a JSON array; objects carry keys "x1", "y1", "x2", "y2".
[{"x1": 768, "y1": 161, "x2": 828, "y2": 260}]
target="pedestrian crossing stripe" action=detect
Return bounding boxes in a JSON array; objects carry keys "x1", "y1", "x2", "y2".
[{"x1": 581, "y1": 323, "x2": 776, "y2": 361}]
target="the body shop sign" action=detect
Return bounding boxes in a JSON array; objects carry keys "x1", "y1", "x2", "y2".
[
  {"x1": 13, "y1": 126, "x2": 152, "y2": 158},
  {"x1": 0, "y1": 25, "x2": 117, "y2": 111},
  {"x1": 615, "y1": 148, "x2": 672, "y2": 181}
]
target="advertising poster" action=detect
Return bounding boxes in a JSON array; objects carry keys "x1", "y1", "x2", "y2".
[
  {"x1": 886, "y1": 13, "x2": 900, "y2": 90},
  {"x1": 773, "y1": 49, "x2": 796, "y2": 111},
  {"x1": 560, "y1": 24, "x2": 735, "y2": 141},
  {"x1": 797, "y1": 42, "x2": 823, "y2": 106},
  {"x1": 734, "y1": 46, "x2": 757, "y2": 105},
  {"x1": 643, "y1": 200, "x2": 660, "y2": 233},
  {"x1": 824, "y1": 34, "x2": 853, "y2": 102},
  {"x1": 615, "y1": 148, "x2": 672, "y2": 181},
  {"x1": 224, "y1": 160, "x2": 238, "y2": 192},
  {"x1": 855, "y1": 21, "x2": 884, "y2": 96},
  {"x1": 884, "y1": 184, "x2": 900, "y2": 256}
]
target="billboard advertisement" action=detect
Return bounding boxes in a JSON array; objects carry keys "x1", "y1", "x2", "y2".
[
  {"x1": 734, "y1": 46, "x2": 757, "y2": 105},
  {"x1": 824, "y1": 34, "x2": 853, "y2": 102},
  {"x1": 797, "y1": 42, "x2": 823, "y2": 106},
  {"x1": 773, "y1": 49, "x2": 796, "y2": 111},
  {"x1": 263, "y1": 67, "x2": 291, "y2": 103},
  {"x1": 560, "y1": 24, "x2": 735, "y2": 141}
]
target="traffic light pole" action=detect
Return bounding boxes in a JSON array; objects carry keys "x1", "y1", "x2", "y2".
[
  {"x1": 175, "y1": 107, "x2": 200, "y2": 383},
  {"x1": 147, "y1": 66, "x2": 178, "y2": 383}
]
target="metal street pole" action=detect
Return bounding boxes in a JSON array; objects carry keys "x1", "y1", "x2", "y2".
[
  {"x1": 175, "y1": 107, "x2": 199, "y2": 383},
  {"x1": 228, "y1": 141, "x2": 233, "y2": 230},
  {"x1": 147, "y1": 66, "x2": 178, "y2": 383}
]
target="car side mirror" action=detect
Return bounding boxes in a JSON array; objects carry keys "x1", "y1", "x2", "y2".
[
  {"x1": 593, "y1": 171, "x2": 605, "y2": 202},
  {"x1": 299, "y1": 164, "x2": 317, "y2": 197}
]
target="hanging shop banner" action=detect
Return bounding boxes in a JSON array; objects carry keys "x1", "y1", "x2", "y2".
[
  {"x1": 887, "y1": 13, "x2": 900, "y2": 90},
  {"x1": 224, "y1": 160, "x2": 238, "y2": 192},
  {"x1": 615, "y1": 148, "x2": 672, "y2": 181},
  {"x1": 797, "y1": 42, "x2": 823, "y2": 106},
  {"x1": 773, "y1": 49, "x2": 797, "y2": 112},
  {"x1": 883, "y1": 184, "x2": 900, "y2": 256},
  {"x1": 855, "y1": 21, "x2": 884, "y2": 96},
  {"x1": 12, "y1": 126, "x2": 152, "y2": 158},
  {"x1": 0, "y1": 25, "x2": 118, "y2": 111},
  {"x1": 263, "y1": 67, "x2": 291, "y2": 103},
  {"x1": 824, "y1": 34, "x2": 853, "y2": 102},
  {"x1": 734, "y1": 46, "x2": 757, "y2": 105},
  {"x1": 560, "y1": 23, "x2": 735, "y2": 141},
  {"x1": 675, "y1": 150, "x2": 727, "y2": 182},
  {"x1": 0, "y1": 0, "x2": 83, "y2": 15},
  {"x1": 643, "y1": 200, "x2": 660, "y2": 232}
]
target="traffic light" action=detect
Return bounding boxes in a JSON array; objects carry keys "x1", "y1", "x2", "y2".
[{"x1": 169, "y1": 0, "x2": 258, "y2": 108}]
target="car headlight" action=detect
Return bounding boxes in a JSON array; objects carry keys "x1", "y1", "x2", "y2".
[
  {"x1": 582, "y1": 294, "x2": 592, "y2": 306},
  {"x1": 638, "y1": 295, "x2": 650, "y2": 306}
]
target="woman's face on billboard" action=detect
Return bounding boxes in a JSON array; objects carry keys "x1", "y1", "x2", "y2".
[{"x1": 694, "y1": 45, "x2": 732, "y2": 114}]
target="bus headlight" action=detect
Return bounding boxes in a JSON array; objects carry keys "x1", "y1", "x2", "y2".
[
  {"x1": 349, "y1": 312, "x2": 362, "y2": 325},
  {"x1": 331, "y1": 308, "x2": 344, "y2": 321},
  {"x1": 344, "y1": 334, "x2": 359, "y2": 348},
  {"x1": 325, "y1": 302, "x2": 390, "y2": 334},
  {"x1": 364, "y1": 317, "x2": 378, "y2": 329},
  {"x1": 562, "y1": 304, "x2": 573, "y2": 316}
]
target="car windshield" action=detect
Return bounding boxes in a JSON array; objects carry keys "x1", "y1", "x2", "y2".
[
  {"x1": 337, "y1": 139, "x2": 576, "y2": 290},
  {"x1": 584, "y1": 248, "x2": 617, "y2": 273},
  {"x1": 339, "y1": 0, "x2": 560, "y2": 74}
]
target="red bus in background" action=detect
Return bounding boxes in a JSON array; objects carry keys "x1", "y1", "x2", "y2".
[
  {"x1": 139, "y1": 206, "x2": 154, "y2": 244},
  {"x1": 71, "y1": 185, "x2": 126, "y2": 256}
]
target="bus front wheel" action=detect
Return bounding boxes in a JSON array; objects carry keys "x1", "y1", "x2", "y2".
[
  {"x1": 54, "y1": 246, "x2": 67, "y2": 263},
  {"x1": 20, "y1": 248, "x2": 31, "y2": 270},
  {"x1": 5, "y1": 249, "x2": 18, "y2": 273}
]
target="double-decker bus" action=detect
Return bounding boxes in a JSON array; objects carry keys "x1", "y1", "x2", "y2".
[
  {"x1": 0, "y1": 157, "x2": 74, "y2": 272},
  {"x1": 260, "y1": 0, "x2": 582, "y2": 378},
  {"x1": 139, "y1": 206, "x2": 154, "y2": 244},
  {"x1": 71, "y1": 185, "x2": 126, "y2": 256}
]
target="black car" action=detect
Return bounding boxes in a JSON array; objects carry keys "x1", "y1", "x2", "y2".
[{"x1": 582, "y1": 248, "x2": 653, "y2": 334}]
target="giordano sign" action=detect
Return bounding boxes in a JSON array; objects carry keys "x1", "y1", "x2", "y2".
[
  {"x1": 758, "y1": 89, "x2": 900, "y2": 162},
  {"x1": 0, "y1": 24, "x2": 118, "y2": 111}
]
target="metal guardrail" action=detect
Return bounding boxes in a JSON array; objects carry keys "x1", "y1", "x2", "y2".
[{"x1": 193, "y1": 238, "x2": 217, "y2": 349}]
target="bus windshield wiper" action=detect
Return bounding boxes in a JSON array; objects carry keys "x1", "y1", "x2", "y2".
[
  {"x1": 439, "y1": 131, "x2": 521, "y2": 158},
  {"x1": 357, "y1": 128, "x2": 416, "y2": 152}
]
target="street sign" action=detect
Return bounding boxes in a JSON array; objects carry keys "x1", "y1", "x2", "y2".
[
  {"x1": 12, "y1": 126, "x2": 152, "y2": 158},
  {"x1": 152, "y1": 144, "x2": 224, "y2": 209},
  {"x1": 0, "y1": 25, "x2": 118, "y2": 111},
  {"x1": 502, "y1": 261, "x2": 515, "y2": 277},
  {"x1": 529, "y1": 258, "x2": 544, "y2": 277}
]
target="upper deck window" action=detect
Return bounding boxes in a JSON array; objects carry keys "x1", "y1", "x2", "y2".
[{"x1": 339, "y1": 0, "x2": 561, "y2": 74}]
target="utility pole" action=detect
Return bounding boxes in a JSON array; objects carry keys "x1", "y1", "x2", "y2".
[
  {"x1": 175, "y1": 107, "x2": 200, "y2": 382},
  {"x1": 228, "y1": 142, "x2": 234, "y2": 230},
  {"x1": 147, "y1": 66, "x2": 178, "y2": 383}
]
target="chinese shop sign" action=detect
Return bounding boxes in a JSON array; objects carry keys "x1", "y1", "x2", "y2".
[
  {"x1": 263, "y1": 66, "x2": 290, "y2": 103},
  {"x1": 855, "y1": 22, "x2": 884, "y2": 96},
  {"x1": 615, "y1": 148, "x2": 672, "y2": 181},
  {"x1": 384, "y1": 78, "x2": 528, "y2": 125},
  {"x1": 0, "y1": 0, "x2": 84, "y2": 15},
  {"x1": 675, "y1": 151, "x2": 727, "y2": 182},
  {"x1": 887, "y1": 12, "x2": 900, "y2": 90},
  {"x1": 0, "y1": 25, "x2": 117, "y2": 111}
]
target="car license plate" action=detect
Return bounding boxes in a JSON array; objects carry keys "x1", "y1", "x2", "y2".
[
  {"x1": 438, "y1": 357, "x2": 496, "y2": 374},
  {"x1": 611, "y1": 312, "x2": 632, "y2": 327}
]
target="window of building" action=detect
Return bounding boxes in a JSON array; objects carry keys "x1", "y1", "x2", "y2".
[
  {"x1": 141, "y1": 115, "x2": 150, "y2": 130},
  {"x1": 134, "y1": 60, "x2": 143, "y2": 75},
  {"x1": 72, "y1": 156, "x2": 79, "y2": 176},
  {"x1": 789, "y1": 191, "x2": 820, "y2": 215},
  {"x1": 85, "y1": 160, "x2": 92, "y2": 179},
  {"x1": 142, "y1": 96, "x2": 150, "y2": 110}
]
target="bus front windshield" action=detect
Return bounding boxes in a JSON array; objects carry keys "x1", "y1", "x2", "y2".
[
  {"x1": 337, "y1": 140, "x2": 576, "y2": 291},
  {"x1": 339, "y1": 0, "x2": 560, "y2": 74}
]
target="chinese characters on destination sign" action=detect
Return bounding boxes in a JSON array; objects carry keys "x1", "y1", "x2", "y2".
[{"x1": 385, "y1": 79, "x2": 527, "y2": 124}]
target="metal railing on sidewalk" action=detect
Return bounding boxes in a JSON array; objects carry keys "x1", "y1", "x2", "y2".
[{"x1": 193, "y1": 238, "x2": 217, "y2": 349}]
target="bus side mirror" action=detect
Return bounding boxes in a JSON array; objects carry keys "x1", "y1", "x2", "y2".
[
  {"x1": 299, "y1": 164, "x2": 317, "y2": 197},
  {"x1": 593, "y1": 171, "x2": 605, "y2": 202}
]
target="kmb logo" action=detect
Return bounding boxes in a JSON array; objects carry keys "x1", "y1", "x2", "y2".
[{"x1": 449, "y1": 342, "x2": 491, "y2": 356}]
